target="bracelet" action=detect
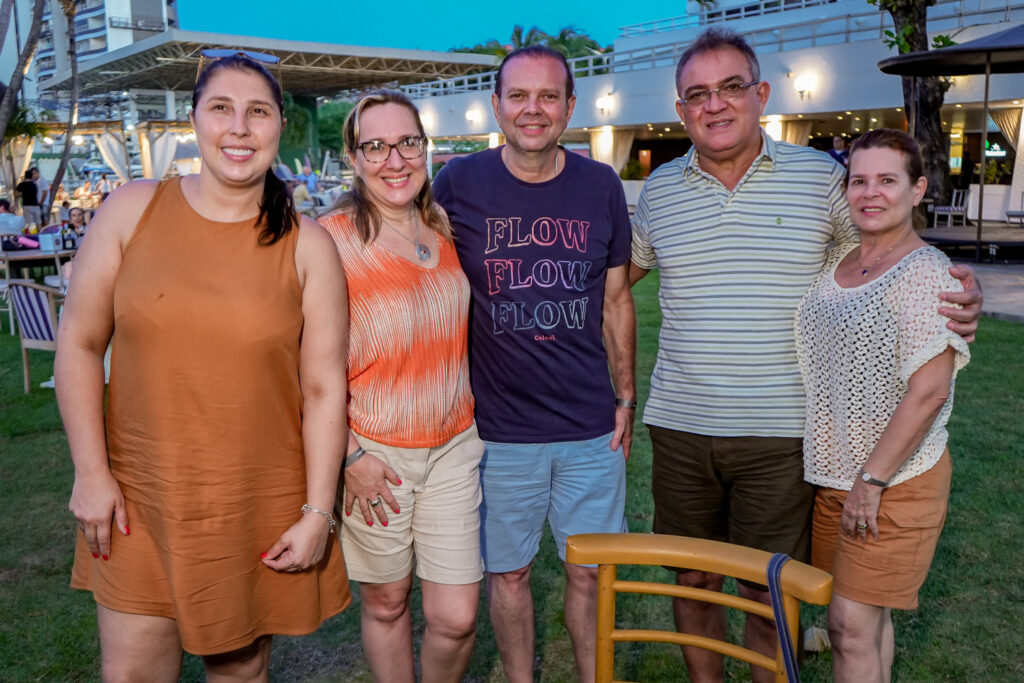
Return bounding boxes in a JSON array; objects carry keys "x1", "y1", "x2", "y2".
[
  {"x1": 301, "y1": 503, "x2": 336, "y2": 533},
  {"x1": 343, "y1": 446, "x2": 366, "y2": 469},
  {"x1": 614, "y1": 397, "x2": 638, "y2": 409}
]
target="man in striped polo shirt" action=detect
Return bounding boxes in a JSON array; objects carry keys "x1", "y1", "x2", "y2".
[{"x1": 629, "y1": 28, "x2": 981, "y2": 682}]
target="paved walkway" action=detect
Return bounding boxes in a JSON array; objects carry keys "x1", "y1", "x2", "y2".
[{"x1": 964, "y1": 262, "x2": 1024, "y2": 323}]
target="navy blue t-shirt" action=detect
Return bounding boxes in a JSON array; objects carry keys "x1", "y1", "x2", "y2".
[{"x1": 433, "y1": 147, "x2": 631, "y2": 443}]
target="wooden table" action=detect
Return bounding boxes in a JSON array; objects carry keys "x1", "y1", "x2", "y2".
[{"x1": 1, "y1": 248, "x2": 76, "y2": 281}]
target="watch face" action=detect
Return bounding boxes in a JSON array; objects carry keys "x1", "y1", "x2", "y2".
[{"x1": 861, "y1": 472, "x2": 871, "y2": 482}]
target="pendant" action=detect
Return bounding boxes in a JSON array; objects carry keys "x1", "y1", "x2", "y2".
[
  {"x1": 861, "y1": 269, "x2": 869, "y2": 276},
  {"x1": 416, "y1": 243, "x2": 431, "y2": 262}
]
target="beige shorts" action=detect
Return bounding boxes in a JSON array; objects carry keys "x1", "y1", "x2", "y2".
[{"x1": 340, "y1": 423, "x2": 484, "y2": 585}]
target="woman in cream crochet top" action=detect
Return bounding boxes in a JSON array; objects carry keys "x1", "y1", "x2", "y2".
[{"x1": 795, "y1": 129, "x2": 970, "y2": 682}]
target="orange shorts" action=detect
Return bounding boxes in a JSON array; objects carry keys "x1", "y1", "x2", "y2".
[{"x1": 811, "y1": 450, "x2": 951, "y2": 609}]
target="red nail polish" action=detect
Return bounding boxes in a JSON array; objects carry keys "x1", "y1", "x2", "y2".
[
  {"x1": 367, "y1": 520, "x2": 373, "y2": 526},
  {"x1": 261, "y1": 552, "x2": 268, "y2": 559},
  {"x1": 382, "y1": 520, "x2": 388, "y2": 527},
  {"x1": 395, "y1": 508, "x2": 401, "y2": 514},
  {"x1": 396, "y1": 479, "x2": 402, "y2": 485},
  {"x1": 92, "y1": 553, "x2": 99, "y2": 559},
  {"x1": 102, "y1": 555, "x2": 109, "y2": 561},
  {"x1": 345, "y1": 510, "x2": 351, "y2": 516},
  {"x1": 124, "y1": 526, "x2": 130, "y2": 536}
]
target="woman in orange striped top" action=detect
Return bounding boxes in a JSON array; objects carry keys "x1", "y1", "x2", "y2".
[{"x1": 319, "y1": 90, "x2": 483, "y2": 683}]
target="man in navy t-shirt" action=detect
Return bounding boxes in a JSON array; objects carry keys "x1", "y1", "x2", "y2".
[{"x1": 433, "y1": 46, "x2": 636, "y2": 683}]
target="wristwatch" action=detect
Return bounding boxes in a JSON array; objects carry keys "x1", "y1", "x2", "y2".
[
  {"x1": 615, "y1": 397, "x2": 638, "y2": 409},
  {"x1": 859, "y1": 468, "x2": 889, "y2": 487}
]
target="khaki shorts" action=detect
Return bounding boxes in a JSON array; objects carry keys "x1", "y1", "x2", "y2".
[
  {"x1": 649, "y1": 426, "x2": 813, "y2": 564},
  {"x1": 812, "y1": 450, "x2": 951, "y2": 609},
  {"x1": 340, "y1": 423, "x2": 484, "y2": 585}
]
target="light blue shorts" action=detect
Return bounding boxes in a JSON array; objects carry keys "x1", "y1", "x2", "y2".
[{"x1": 479, "y1": 431, "x2": 628, "y2": 572}]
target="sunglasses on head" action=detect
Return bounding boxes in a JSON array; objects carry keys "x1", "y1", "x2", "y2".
[{"x1": 196, "y1": 49, "x2": 282, "y2": 83}]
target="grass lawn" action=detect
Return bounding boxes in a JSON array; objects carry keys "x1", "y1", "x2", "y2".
[{"x1": 1, "y1": 272, "x2": 1022, "y2": 681}]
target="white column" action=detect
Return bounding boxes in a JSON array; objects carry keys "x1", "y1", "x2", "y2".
[
  {"x1": 165, "y1": 91, "x2": 177, "y2": 120},
  {"x1": 1009, "y1": 106, "x2": 1024, "y2": 215}
]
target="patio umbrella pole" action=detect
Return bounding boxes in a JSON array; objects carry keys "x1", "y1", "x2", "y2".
[{"x1": 976, "y1": 53, "x2": 991, "y2": 262}]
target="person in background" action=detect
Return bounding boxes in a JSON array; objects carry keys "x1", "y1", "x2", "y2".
[
  {"x1": 796, "y1": 128, "x2": 970, "y2": 683},
  {"x1": 291, "y1": 178, "x2": 313, "y2": 215},
  {"x1": 828, "y1": 135, "x2": 850, "y2": 166},
  {"x1": 15, "y1": 169, "x2": 43, "y2": 231},
  {"x1": 319, "y1": 89, "x2": 483, "y2": 683},
  {"x1": 73, "y1": 181, "x2": 94, "y2": 209},
  {"x1": 296, "y1": 163, "x2": 320, "y2": 193},
  {"x1": 67, "y1": 206, "x2": 89, "y2": 235},
  {"x1": 34, "y1": 167, "x2": 50, "y2": 209},
  {"x1": 56, "y1": 52, "x2": 351, "y2": 681},
  {"x1": 0, "y1": 197, "x2": 27, "y2": 235},
  {"x1": 96, "y1": 173, "x2": 113, "y2": 201},
  {"x1": 54, "y1": 183, "x2": 71, "y2": 205}
]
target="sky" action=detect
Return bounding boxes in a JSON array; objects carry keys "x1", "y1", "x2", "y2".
[{"x1": 176, "y1": 1, "x2": 691, "y2": 52}]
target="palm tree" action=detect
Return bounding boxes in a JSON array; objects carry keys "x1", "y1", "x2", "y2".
[
  {"x1": 545, "y1": 26, "x2": 603, "y2": 59},
  {"x1": 45, "y1": 0, "x2": 79, "y2": 218}
]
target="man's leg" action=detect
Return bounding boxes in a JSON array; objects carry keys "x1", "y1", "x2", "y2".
[
  {"x1": 479, "y1": 440, "x2": 551, "y2": 683},
  {"x1": 548, "y1": 432, "x2": 628, "y2": 683},
  {"x1": 487, "y1": 564, "x2": 535, "y2": 683},
  {"x1": 673, "y1": 570, "x2": 727, "y2": 683},
  {"x1": 562, "y1": 561, "x2": 598, "y2": 681},
  {"x1": 722, "y1": 435, "x2": 814, "y2": 683},
  {"x1": 649, "y1": 426, "x2": 730, "y2": 683}
]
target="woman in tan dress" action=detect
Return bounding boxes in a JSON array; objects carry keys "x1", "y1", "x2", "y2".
[{"x1": 55, "y1": 53, "x2": 351, "y2": 681}]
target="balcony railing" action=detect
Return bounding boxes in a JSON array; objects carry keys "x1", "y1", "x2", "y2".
[
  {"x1": 619, "y1": 0, "x2": 840, "y2": 37},
  {"x1": 109, "y1": 15, "x2": 165, "y2": 31},
  {"x1": 404, "y1": 0, "x2": 1024, "y2": 98}
]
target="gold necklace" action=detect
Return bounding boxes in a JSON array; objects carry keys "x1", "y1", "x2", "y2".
[
  {"x1": 381, "y1": 214, "x2": 431, "y2": 262},
  {"x1": 856, "y1": 231, "x2": 913, "y2": 277}
]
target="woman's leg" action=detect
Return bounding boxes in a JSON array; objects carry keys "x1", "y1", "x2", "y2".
[
  {"x1": 881, "y1": 607, "x2": 895, "y2": 683},
  {"x1": 97, "y1": 604, "x2": 182, "y2": 683},
  {"x1": 360, "y1": 575, "x2": 415, "y2": 683},
  {"x1": 203, "y1": 635, "x2": 272, "y2": 683},
  {"x1": 829, "y1": 593, "x2": 887, "y2": 683},
  {"x1": 420, "y1": 580, "x2": 480, "y2": 683}
]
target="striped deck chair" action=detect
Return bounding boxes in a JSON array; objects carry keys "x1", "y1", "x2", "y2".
[{"x1": 9, "y1": 282, "x2": 60, "y2": 394}]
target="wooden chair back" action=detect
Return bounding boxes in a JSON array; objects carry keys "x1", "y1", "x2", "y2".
[{"x1": 565, "y1": 533, "x2": 833, "y2": 683}]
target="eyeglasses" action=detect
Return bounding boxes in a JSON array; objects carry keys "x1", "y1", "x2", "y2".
[
  {"x1": 196, "y1": 49, "x2": 281, "y2": 82},
  {"x1": 678, "y1": 80, "x2": 760, "y2": 110},
  {"x1": 356, "y1": 136, "x2": 427, "y2": 163}
]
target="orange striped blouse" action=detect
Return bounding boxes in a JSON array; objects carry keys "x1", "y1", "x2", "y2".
[{"x1": 320, "y1": 212, "x2": 474, "y2": 448}]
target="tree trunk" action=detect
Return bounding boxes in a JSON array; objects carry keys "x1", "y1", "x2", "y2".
[
  {"x1": 887, "y1": 0, "x2": 951, "y2": 203},
  {"x1": 43, "y1": 3, "x2": 76, "y2": 218},
  {"x1": 0, "y1": 0, "x2": 45, "y2": 144},
  {"x1": 0, "y1": 0, "x2": 17, "y2": 57}
]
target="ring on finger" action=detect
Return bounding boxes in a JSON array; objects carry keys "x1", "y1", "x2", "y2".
[
  {"x1": 369, "y1": 498, "x2": 381, "y2": 508},
  {"x1": 857, "y1": 522, "x2": 868, "y2": 529}
]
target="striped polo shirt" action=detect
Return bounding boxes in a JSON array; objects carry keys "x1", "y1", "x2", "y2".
[{"x1": 631, "y1": 131, "x2": 856, "y2": 438}]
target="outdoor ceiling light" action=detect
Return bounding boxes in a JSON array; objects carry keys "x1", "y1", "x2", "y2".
[{"x1": 793, "y1": 72, "x2": 818, "y2": 100}]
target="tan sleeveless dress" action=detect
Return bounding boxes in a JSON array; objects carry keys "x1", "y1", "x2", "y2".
[{"x1": 71, "y1": 178, "x2": 350, "y2": 655}]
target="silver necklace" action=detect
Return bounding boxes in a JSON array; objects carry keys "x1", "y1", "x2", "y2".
[
  {"x1": 856, "y1": 231, "x2": 913, "y2": 277},
  {"x1": 382, "y1": 215, "x2": 431, "y2": 262}
]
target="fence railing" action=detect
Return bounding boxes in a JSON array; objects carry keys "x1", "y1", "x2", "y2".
[
  {"x1": 403, "y1": 0, "x2": 1024, "y2": 98},
  {"x1": 619, "y1": 0, "x2": 841, "y2": 37}
]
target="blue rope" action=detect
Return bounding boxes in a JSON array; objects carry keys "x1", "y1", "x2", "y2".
[{"x1": 767, "y1": 553, "x2": 801, "y2": 683}]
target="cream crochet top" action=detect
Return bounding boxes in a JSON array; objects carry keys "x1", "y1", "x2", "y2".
[{"x1": 795, "y1": 244, "x2": 970, "y2": 490}]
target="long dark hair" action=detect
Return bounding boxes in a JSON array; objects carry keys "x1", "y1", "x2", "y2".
[
  {"x1": 331, "y1": 89, "x2": 451, "y2": 245},
  {"x1": 192, "y1": 54, "x2": 297, "y2": 245}
]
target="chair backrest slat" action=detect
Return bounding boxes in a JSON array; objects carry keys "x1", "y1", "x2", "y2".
[{"x1": 10, "y1": 284, "x2": 56, "y2": 342}]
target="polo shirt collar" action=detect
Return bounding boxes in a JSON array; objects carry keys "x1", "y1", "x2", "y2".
[{"x1": 682, "y1": 128, "x2": 777, "y2": 180}]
